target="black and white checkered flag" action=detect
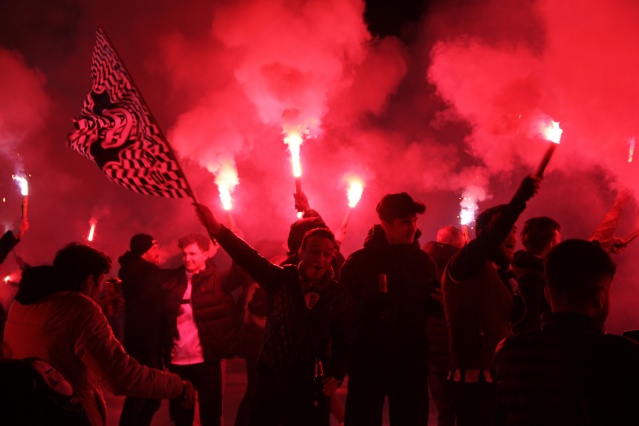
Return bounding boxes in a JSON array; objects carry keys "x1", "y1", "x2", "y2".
[{"x1": 68, "y1": 26, "x2": 193, "y2": 199}]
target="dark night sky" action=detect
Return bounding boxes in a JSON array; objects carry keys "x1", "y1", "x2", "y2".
[{"x1": 1, "y1": 0, "x2": 639, "y2": 332}]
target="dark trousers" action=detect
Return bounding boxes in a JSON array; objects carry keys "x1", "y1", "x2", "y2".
[
  {"x1": 119, "y1": 340, "x2": 162, "y2": 426},
  {"x1": 428, "y1": 367, "x2": 455, "y2": 426},
  {"x1": 344, "y1": 368, "x2": 429, "y2": 426},
  {"x1": 248, "y1": 371, "x2": 330, "y2": 426},
  {"x1": 119, "y1": 396, "x2": 161, "y2": 426},
  {"x1": 234, "y1": 326, "x2": 263, "y2": 426},
  {"x1": 169, "y1": 361, "x2": 222, "y2": 426},
  {"x1": 449, "y1": 381, "x2": 495, "y2": 426}
]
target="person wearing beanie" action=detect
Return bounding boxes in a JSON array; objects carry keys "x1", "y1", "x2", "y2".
[
  {"x1": 118, "y1": 233, "x2": 171, "y2": 426},
  {"x1": 340, "y1": 192, "x2": 438, "y2": 425}
]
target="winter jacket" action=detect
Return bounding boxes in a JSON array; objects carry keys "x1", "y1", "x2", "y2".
[
  {"x1": 494, "y1": 312, "x2": 639, "y2": 426},
  {"x1": 511, "y1": 250, "x2": 550, "y2": 334},
  {"x1": 163, "y1": 259, "x2": 244, "y2": 365},
  {"x1": 341, "y1": 225, "x2": 437, "y2": 375},
  {"x1": 3, "y1": 266, "x2": 184, "y2": 426},
  {"x1": 118, "y1": 252, "x2": 169, "y2": 366},
  {"x1": 443, "y1": 197, "x2": 527, "y2": 372},
  {"x1": 212, "y1": 225, "x2": 351, "y2": 384}
]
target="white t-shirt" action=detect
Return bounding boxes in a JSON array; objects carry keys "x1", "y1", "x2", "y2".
[{"x1": 171, "y1": 272, "x2": 205, "y2": 365}]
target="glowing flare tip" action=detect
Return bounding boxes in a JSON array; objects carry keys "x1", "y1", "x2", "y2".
[
  {"x1": 284, "y1": 131, "x2": 303, "y2": 178},
  {"x1": 629, "y1": 137, "x2": 635, "y2": 163},
  {"x1": 88, "y1": 221, "x2": 97, "y2": 242},
  {"x1": 12, "y1": 175, "x2": 28, "y2": 196},
  {"x1": 347, "y1": 180, "x2": 364, "y2": 208},
  {"x1": 541, "y1": 120, "x2": 562, "y2": 144},
  {"x1": 214, "y1": 164, "x2": 239, "y2": 211},
  {"x1": 459, "y1": 195, "x2": 479, "y2": 226}
]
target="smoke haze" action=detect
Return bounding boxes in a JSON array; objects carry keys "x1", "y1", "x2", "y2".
[{"x1": 1, "y1": 0, "x2": 638, "y2": 332}]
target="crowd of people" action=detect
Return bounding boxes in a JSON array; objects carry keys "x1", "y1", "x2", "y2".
[{"x1": 1, "y1": 173, "x2": 639, "y2": 426}]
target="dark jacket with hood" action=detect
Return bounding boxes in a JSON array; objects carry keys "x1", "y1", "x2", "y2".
[
  {"x1": 511, "y1": 249, "x2": 550, "y2": 334},
  {"x1": 118, "y1": 252, "x2": 168, "y2": 367},
  {"x1": 212, "y1": 225, "x2": 351, "y2": 385},
  {"x1": 341, "y1": 225, "x2": 437, "y2": 375},
  {"x1": 162, "y1": 258, "x2": 244, "y2": 365}
]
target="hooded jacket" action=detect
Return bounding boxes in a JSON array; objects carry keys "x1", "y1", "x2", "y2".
[
  {"x1": 341, "y1": 225, "x2": 437, "y2": 374},
  {"x1": 3, "y1": 266, "x2": 183, "y2": 426}
]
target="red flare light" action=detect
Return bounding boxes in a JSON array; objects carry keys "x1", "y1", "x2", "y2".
[
  {"x1": 347, "y1": 179, "x2": 364, "y2": 208},
  {"x1": 88, "y1": 220, "x2": 97, "y2": 242}
]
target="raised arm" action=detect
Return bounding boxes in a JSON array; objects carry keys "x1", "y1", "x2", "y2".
[
  {"x1": 448, "y1": 175, "x2": 541, "y2": 282},
  {"x1": 194, "y1": 203, "x2": 286, "y2": 292}
]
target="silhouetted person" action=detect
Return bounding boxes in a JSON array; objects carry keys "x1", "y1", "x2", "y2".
[
  {"x1": 511, "y1": 216, "x2": 560, "y2": 334},
  {"x1": 341, "y1": 192, "x2": 437, "y2": 426},
  {"x1": 163, "y1": 234, "x2": 244, "y2": 426},
  {"x1": 2, "y1": 243, "x2": 194, "y2": 426},
  {"x1": 423, "y1": 225, "x2": 466, "y2": 426},
  {"x1": 493, "y1": 239, "x2": 639, "y2": 425},
  {"x1": 118, "y1": 234, "x2": 170, "y2": 426},
  {"x1": 195, "y1": 203, "x2": 351, "y2": 426},
  {"x1": 442, "y1": 175, "x2": 540, "y2": 426}
]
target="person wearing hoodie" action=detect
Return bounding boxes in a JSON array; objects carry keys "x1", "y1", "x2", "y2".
[
  {"x1": 511, "y1": 217, "x2": 561, "y2": 334},
  {"x1": 2, "y1": 243, "x2": 194, "y2": 426},
  {"x1": 118, "y1": 233, "x2": 171, "y2": 426},
  {"x1": 340, "y1": 192, "x2": 438, "y2": 426}
]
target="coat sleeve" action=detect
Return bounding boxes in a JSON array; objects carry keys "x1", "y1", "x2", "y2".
[
  {"x1": 74, "y1": 298, "x2": 184, "y2": 399},
  {"x1": 0, "y1": 231, "x2": 19, "y2": 265},
  {"x1": 213, "y1": 225, "x2": 286, "y2": 293},
  {"x1": 447, "y1": 196, "x2": 527, "y2": 283}
]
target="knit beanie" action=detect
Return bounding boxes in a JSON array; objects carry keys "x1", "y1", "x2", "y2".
[{"x1": 130, "y1": 233, "x2": 156, "y2": 257}]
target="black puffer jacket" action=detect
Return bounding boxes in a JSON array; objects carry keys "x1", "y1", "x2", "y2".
[
  {"x1": 163, "y1": 260, "x2": 243, "y2": 364},
  {"x1": 213, "y1": 226, "x2": 351, "y2": 384},
  {"x1": 341, "y1": 225, "x2": 437, "y2": 375}
]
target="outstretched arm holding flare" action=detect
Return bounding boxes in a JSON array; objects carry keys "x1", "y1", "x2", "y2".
[{"x1": 0, "y1": 218, "x2": 29, "y2": 265}]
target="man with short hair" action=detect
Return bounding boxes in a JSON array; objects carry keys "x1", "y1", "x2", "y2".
[
  {"x1": 163, "y1": 233, "x2": 243, "y2": 426},
  {"x1": 3, "y1": 243, "x2": 194, "y2": 426},
  {"x1": 511, "y1": 217, "x2": 561, "y2": 334},
  {"x1": 442, "y1": 175, "x2": 540, "y2": 426},
  {"x1": 194, "y1": 203, "x2": 351, "y2": 426},
  {"x1": 493, "y1": 239, "x2": 639, "y2": 425},
  {"x1": 341, "y1": 192, "x2": 438, "y2": 425},
  {"x1": 118, "y1": 233, "x2": 169, "y2": 426}
]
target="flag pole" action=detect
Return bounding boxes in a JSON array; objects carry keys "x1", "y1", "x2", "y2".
[{"x1": 96, "y1": 24, "x2": 198, "y2": 204}]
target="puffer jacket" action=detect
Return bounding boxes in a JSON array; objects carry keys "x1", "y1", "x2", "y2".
[
  {"x1": 163, "y1": 260, "x2": 244, "y2": 365},
  {"x1": 341, "y1": 225, "x2": 437, "y2": 375},
  {"x1": 3, "y1": 266, "x2": 183, "y2": 426}
]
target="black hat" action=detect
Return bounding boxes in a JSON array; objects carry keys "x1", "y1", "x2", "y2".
[
  {"x1": 130, "y1": 233, "x2": 156, "y2": 257},
  {"x1": 376, "y1": 192, "x2": 426, "y2": 222}
]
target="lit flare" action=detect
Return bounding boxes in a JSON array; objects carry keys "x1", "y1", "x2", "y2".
[
  {"x1": 536, "y1": 118, "x2": 562, "y2": 178},
  {"x1": 88, "y1": 220, "x2": 97, "y2": 242},
  {"x1": 12, "y1": 175, "x2": 28, "y2": 219}
]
